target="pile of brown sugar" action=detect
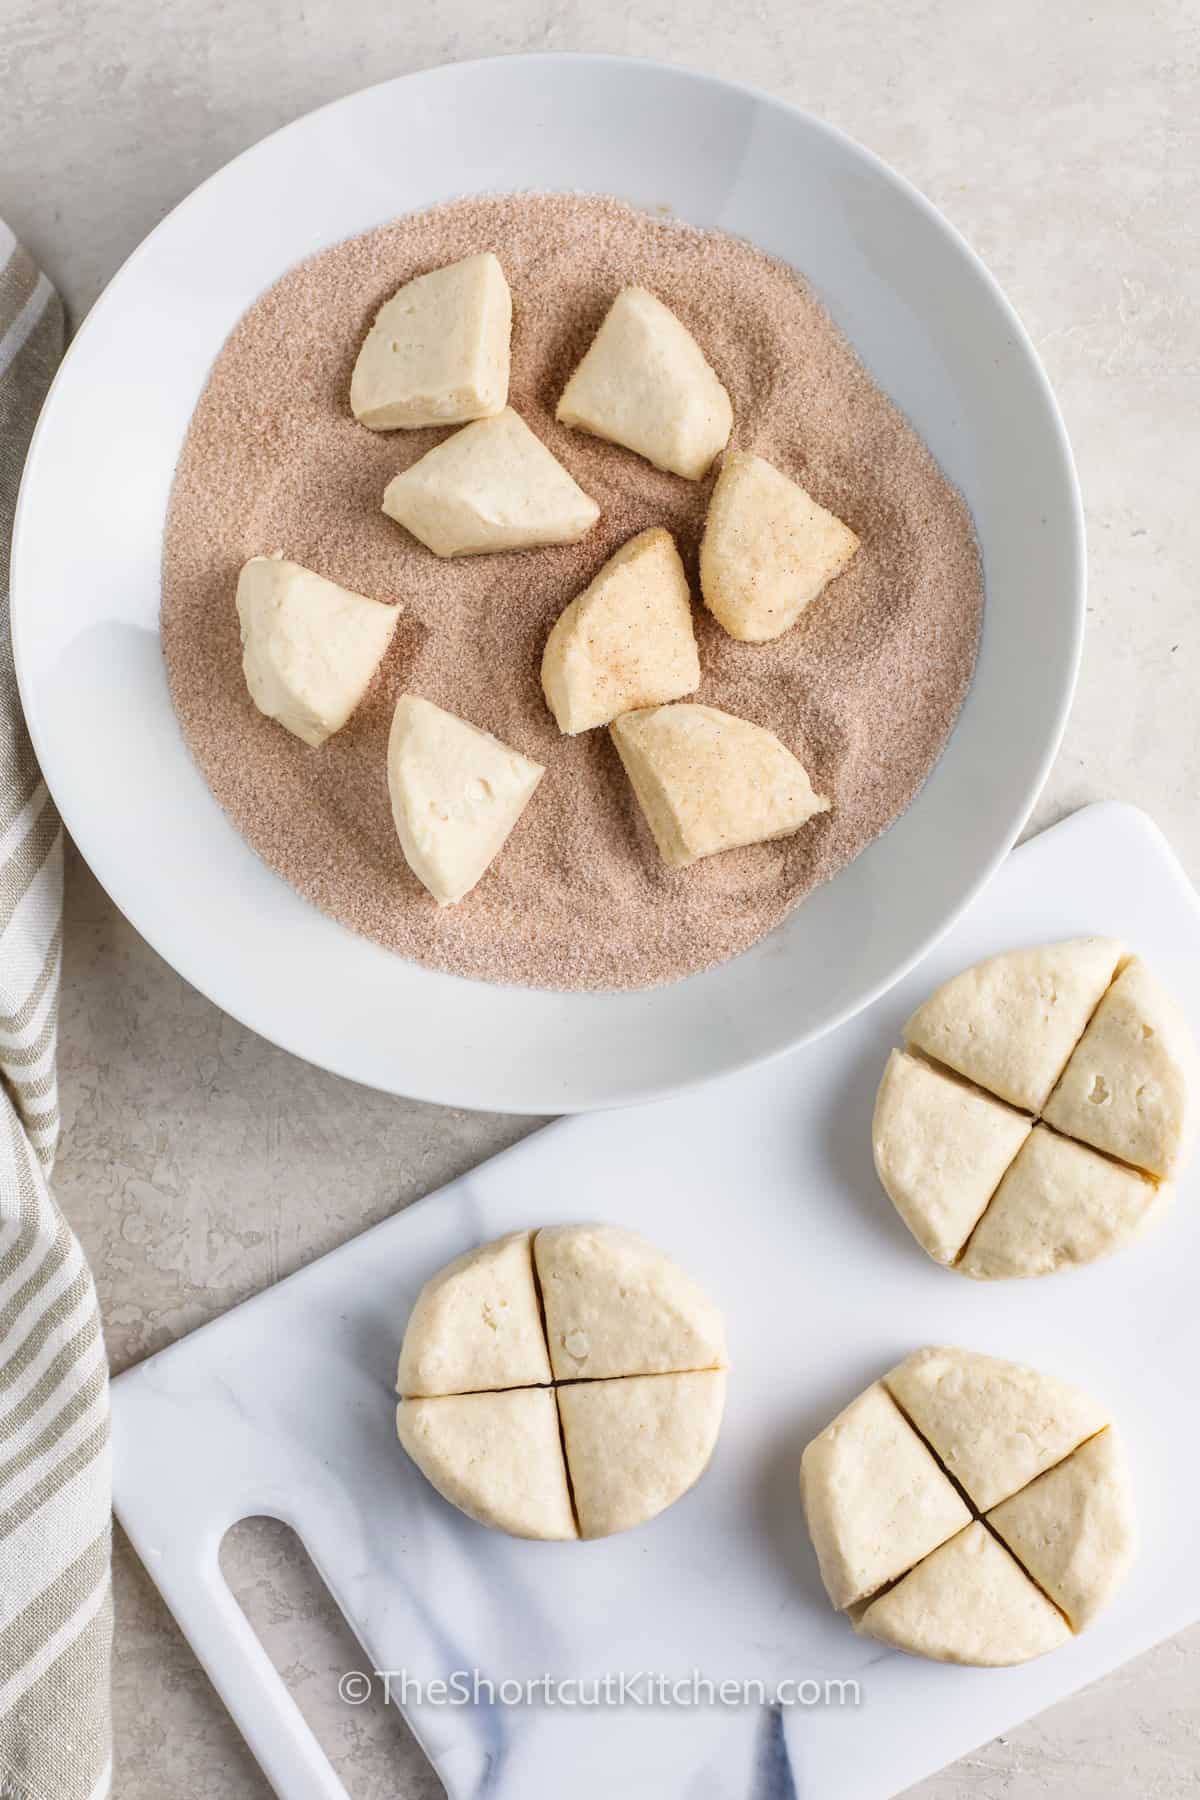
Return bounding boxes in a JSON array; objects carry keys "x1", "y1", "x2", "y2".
[{"x1": 161, "y1": 192, "x2": 982, "y2": 991}]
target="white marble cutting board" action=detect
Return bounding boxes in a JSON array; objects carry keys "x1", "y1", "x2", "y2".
[{"x1": 111, "y1": 803, "x2": 1200, "y2": 1800}]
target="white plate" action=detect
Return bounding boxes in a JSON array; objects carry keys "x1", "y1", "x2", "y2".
[{"x1": 10, "y1": 54, "x2": 1083, "y2": 1112}]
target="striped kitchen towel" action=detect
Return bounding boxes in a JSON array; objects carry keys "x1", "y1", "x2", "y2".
[{"x1": 0, "y1": 226, "x2": 112, "y2": 1800}]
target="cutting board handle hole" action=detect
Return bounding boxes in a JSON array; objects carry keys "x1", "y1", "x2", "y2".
[{"x1": 219, "y1": 1515, "x2": 435, "y2": 1792}]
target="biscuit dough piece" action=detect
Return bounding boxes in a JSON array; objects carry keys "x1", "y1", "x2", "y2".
[
  {"x1": 855, "y1": 1522, "x2": 1071, "y2": 1666},
  {"x1": 540, "y1": 529, "x2": 700, "y2": 734},
  {"x1": 885, "y1": 1346, "x2": 1108, "y2": 1513},
  {"x1": 872, "y1": 1050, "x2": 1032, "y2": 1266},
  {"x1": 396, "y1": 1389, "x2": 577, "y2": 1540},
  {"x1": 1042, "y1": 957, "x2": 1200, "y2": 1180},
  {"x1": 396, "y1": 1231, "x2": 552, "y2": 1397},
  {"x1": 799, "y1": 1381, "x2": 971, "y2": 1611},
  {"x1": 904, "y1": 938, "x2": 1125, "y2": 1114},
  {"x1": 350, "y1": 252, "x2": 512, "y2": 430},
  {"x1": 699, "y1": 451, "x2": 859, "y2": 642},
  {"x1": 533, "y1": 1224, "x2": 726, "y2": 1382},
  {"x1": 382, "y1": 408, "x2": 600, "y2": 557},
  {"x1": 960, "y1": 1125, "x2": 1167, "y2": 1280},
  {"x1": 387, "y1": 696, "x2": 543, "y2": 905},
  {"x1": 556, "y1": 1370, "x2": 726, "y2": 1539},
  {"x1": 987, "y1": 1428, "x2": 1135, "y2": 1631},
  {"x1": 556, "y1": 287, "x2": 732, "y2": 480},
  {"x1": 236, "y1": 554, "x2": 399, "y2": 748},
  {"x1": 610, "y1": 703, "x2": 829, "y2": 870}
]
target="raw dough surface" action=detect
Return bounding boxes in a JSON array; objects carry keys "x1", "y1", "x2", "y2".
[
  {"x1": 395, "y1": 1230, "x2": 551, "y2": 1396},
  {"x1": 395, "y1": 1388, "x2": 577, "y2": 1540},
  {"x1": 557, "y1": 1369, "x2": 726, "y2": 1539}
]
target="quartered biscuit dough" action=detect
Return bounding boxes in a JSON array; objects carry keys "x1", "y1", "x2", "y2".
[
  {"x1": 540, "y1": 528, "x2": 700, "y2": 735},
  {"x1": 381, "y1": 407, "x2": 599, "y2": 557},
  {"x1": 1042, "y1": 956, "x2": 1200, "y2": 1180},
  {"x1": 556, "y1": 286, "x2": 732, "y2": 480},
  {"x1": 959, "y1": 1125, "x2": 1166, "y2": 1280},
  {"x1": 799, "y1": 1380, "x2": 970, "y2": 1611},
  {"x1": 699, "y1": 451, "x2": 859, "y2": 643},
  {"x1": 395, "y1": 1229, "x2": 551, "y2": 1396},
  {"x1": 876, "y1": 940, "x2": 1194, "y2": 1276},
  {"x1": 854, "y1": 1521, "x2": 1071, "y2": 1666},
  {"x1": 610, "y1": 702, "x2": 829, "y2": 870},
  {"x1": 395, "y1": 1225, "x2": 726, "y2": 1540},
  {"x1": 904, "y1": 937, "x2": 1124, "y2": 1114},
  {"x1": 350, "y1": 252, "x2": 512, "y2": 430},
  {"x1": 533, "y1": 1223, "x2": 726, "y2": 1381},
  {"x1": 557, "y1": 1370, "x2": 726, "y2": 1540},
  {"x1": 872, "y1": 1049, "x2": 1032, "y2": 1266},
  {"x1": 802, "y1": 1346, "x2": 1131, "y2": 1666},
  {"x1": 396, "y1": 1388, "x2": 576, "y2": 1540}
]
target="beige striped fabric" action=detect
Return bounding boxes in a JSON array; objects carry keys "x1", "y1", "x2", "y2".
[{"x1": 0, "y1": 223, "x2": 112, "y2": 1800}]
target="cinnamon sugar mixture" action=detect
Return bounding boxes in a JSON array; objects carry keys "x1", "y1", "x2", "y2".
[{"x1": 161, "y1": 193, "x2": 982, "y2": 990}]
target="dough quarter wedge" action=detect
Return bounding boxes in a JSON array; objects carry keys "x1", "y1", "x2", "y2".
[
  {"x1": 987, "y1": 1427, "x2": 1135, "y2": 1631},
  {"x1": 885, "y1": 1346, "x2": 1109, "y2": 1513},
  {"x1": 1043, "y1": 956, "x2": 1200, "y2": 1180},
  {"x1": 855, "y1": 1521, "x2": 1071, "y2": 1666},
  {"x1": 799, "y1": 1381, "x2": 971, "y2": 1611},
  {"x1": 959, "y1": 1125, "x2": 1167, "y2": 1280},
  {"x1": 396, "y1": 1389, "x2": 577, "y2": 1540},
  {"x1": 903, "y1": 937, "x2": 1124, "y2": 1114},
  {"x1": 533, "y1": 1223, "x2": 726, "y2": 1381},
  {"x1": 872, "y1": 1049, "x2": 1031, "y2": 1265},
  {"x1": 557, "y1": 1369, "x2": 726, "y2": 1540},
  {"x1": 396, "y1": 1229, "x2": 551, "y2": 1396}
]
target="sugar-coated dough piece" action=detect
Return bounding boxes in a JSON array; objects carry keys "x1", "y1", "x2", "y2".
[
  {"x1": 855, "y1": 1522, "x2": 1071, "y2": 1666},
  {"x1": 886, "y1": 1346, "x2": 1109, "y2": 1513},
  {"x1": 799, "y1": 1382, "x2": 971, "y2": 1611},
  {"x1": 540, "y1": 529, "x2": 700, "y2": 734},
  {"x1": 396, "y1": 1231, "x2": 551, "y2": 1397},
  {"x1": 557, "y1": 1370, "x2": 725, "y2": 1539},
  {"x1": 396, "y1": 1389, "x2": 577, "y2": 1540},
  {"x1": 381, "y1": 408, "x2": 600, "y2": 557},
  {"x1": 1042, "y1": 957, "x2": 1200, "y2": 1180},
  {"x1": 236, "y1": 554, "x2": 399, "y2": 748},
  {"x1": 556, "y1": 287, "x2": 732, "y2": 480},
  {"x1": 960, "y1": 1124, "x2": 1167, "y2": 1280},
  {"x1": 350, "y1": 253, "x2": 511, "y2": 430},
  {"x1": 699, "y1": 451, "x2": 859, "y2": 642},
  {"x1": 987, "y1": 1427, "x2": 1134, "y2": 1631},
  {"x1": 904, "y1": 938, "x2": 1125, "y2": 1114},
  {"x1": 387, "y1": 696, "x2": 543, "y2": 906},
  {"x1": 533, "y1": 1224, "x2": 726, "y2": 1382},
  {"x1": 610, "y1": 703, "x2": 829, "y2": 870},
  {"x1": 873, "y1": 1049, "x2": 1032, "y2": 1266}
]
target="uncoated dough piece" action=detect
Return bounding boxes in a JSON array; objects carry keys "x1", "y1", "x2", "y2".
[
  {"x1": 885, "y1": 1346, "x2": 1109, "y2": 1513},
  {"x1": 236, "y1": 554, "x2": 400, "y2": 748},
  {"x1": 872, "y1": 1049, "x2": 1032, "y2": 1265},
  {"x1": 556, "y1": 1369, "x2": 726, "y2": 1539},
  {"x1": 903, "y1": 938, "x2": 1125, "y2": 1114},
  {"x1": 610, "y1": 703, "x2": 829, "y2": 870},
  {"x1": 387, "y1": 695, "x2": 544, "y2": 906},
  {"x1": 1042, "y1": 956, "x2": 1200, "y2": 1180},
  {"x1": 854, "y1": 1521, "x2": 1071, "y2": 1666},
  {"x1": 987, "y1": 1427, "x2": 1135, "y2": 1631},
  {"x1": 350, "y1": 252, "x2": 511, "y2": 429},
  {"x1": 540, "y1": 528, "x2": 700, "y2": 734},
  {"x1": 959, "y1": 1124, "x2": 1167, "y2": 1280},
  {"x1": 799, "y1": 1381, "x2": 972, "y2": 1611},
  {"x1": 556, "y1": 286, "x2": 733, "y2": 480},
  {"x1": 381, "y1": 408, "x2": 600, "y2": 557},
  {"x1": 396, "y1": 1230, "x2": 552, "y2": 1397},
  {"x1": 396, "y1": 1388, "x2": 577, "y2": 1540},
  {"x1": 533, "y1": 1224, "x2": 726, "y2": 1381},
  {"x1": 699, "y1": 451, "x2": 859, "y2": 642}
]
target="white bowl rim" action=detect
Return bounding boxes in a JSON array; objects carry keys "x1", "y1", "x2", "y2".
[{"x1": 10, "y1": 51, "x2": 1085, "y2": 1112}]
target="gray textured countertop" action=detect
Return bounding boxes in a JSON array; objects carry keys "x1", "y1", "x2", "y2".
[{"x1": 6, "y1": 1, "x2": 1199, "y2": 1794}]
